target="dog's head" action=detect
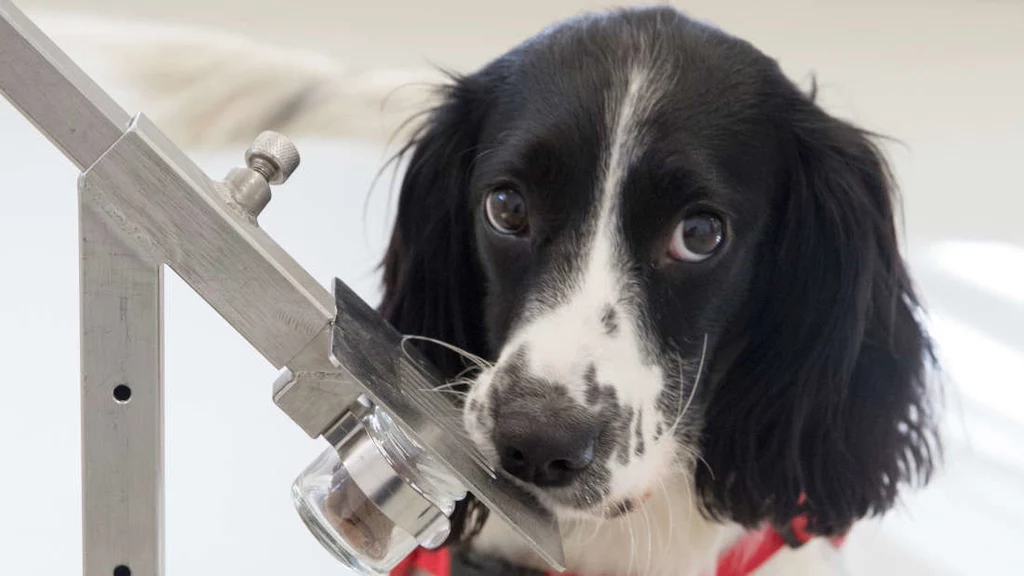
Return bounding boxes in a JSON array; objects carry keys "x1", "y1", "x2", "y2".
[{"x1": 381, "y1": 7, "x2": 937, "y2": 538}]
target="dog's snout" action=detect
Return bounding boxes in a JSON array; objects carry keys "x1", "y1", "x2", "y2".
[{"x1": 496, "y1": 417, "x2": 598, "y2": 487}]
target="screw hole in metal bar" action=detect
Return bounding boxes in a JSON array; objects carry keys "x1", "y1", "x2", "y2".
[
  {"x1": 113, "y1": 565, "x2": 131, "y2": 576},
  {"x1": 112, "y1": 384, "x2": 132, "y2": 403}
]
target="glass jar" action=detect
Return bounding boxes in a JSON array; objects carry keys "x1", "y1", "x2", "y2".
[{"x1": 292, "y1": 403, "x2": 468, "y2": 575}]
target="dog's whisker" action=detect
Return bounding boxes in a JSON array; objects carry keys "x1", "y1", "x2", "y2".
[
  {"x1": 433, "y1": 380, "x2": 472, "y2": 391},
  {"x1": 563, "y1": 517, "x2": 577, "y2": 541},
  {"x1": 573, "y1": 518, "x2": 587, "y2": 543},
  {"x1": 585, "y1": 510, "x2": 601, "y2": 545},
  {"x1": 400, "y1": 334, "x2": 493, "y2": 370},
  {"x1": 575, "y1": 519, "x2": 589, "y2": 545},
  {"x1": 667, "y1": 333, "x2": 708, "y2": 438},
  {"x1": 695, "y1": 452, "x2": 716, "y2": 482},
  {"x1": 672, "y1": 450, "x2": 697, "y2": 478},
  {"x1": 671, "y1": 447, "x2": 700, "y2": 530},
  {"x1": 626, "y1": 510, "x2": 638, "y2": 576},
  {"x1": 657, "y1": 477, "x2": 675, "y2": 560},
  {"x1": 587, "y1": 520, "x2": 601, "y2": 546},
  {"x1": 424, "y1": 388, "x2": 471, "y2": 397},
  {"x1": 681, "y1": 466, "x2": 695, "y2": 530},
  {"x1": 451, "y1": 365, "x2": 482, "y2": 382},
  {"x1": 416, "y1": 383, "x2": 472, "y2": 397},
  {"x1": 639, "y1": 498, "x2": 654, "y2": 575}
]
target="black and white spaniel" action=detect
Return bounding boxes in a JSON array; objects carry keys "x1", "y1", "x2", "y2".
[{"x1": 380, "y1": 7, "x2": 938, "y2": 575}]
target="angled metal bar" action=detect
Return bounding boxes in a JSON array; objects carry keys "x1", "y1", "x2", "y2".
[
  {"x1": 80, "y1": 114, "x2": 338, "y2": 369},
  {"x1": 0, "y1": 0, "x2": 129, "y2": 170}
]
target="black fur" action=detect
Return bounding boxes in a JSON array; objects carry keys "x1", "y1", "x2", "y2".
[{"x1": 379, "y1": 5, "x2": 938, "y2": 547}]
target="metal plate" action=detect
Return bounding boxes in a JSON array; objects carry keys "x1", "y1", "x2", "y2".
[{"x1": 329, "y1": 279, "x2": 565, "y2": 570}]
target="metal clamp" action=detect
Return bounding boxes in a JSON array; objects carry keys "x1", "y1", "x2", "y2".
[{"x1": 0, "y1": 0, "x2": 565, "y2": 574}]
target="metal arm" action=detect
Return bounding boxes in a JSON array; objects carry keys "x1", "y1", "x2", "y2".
[
  {"x1": 0, "y1": 1, "x2": 563, "y2": 574},
  {"x1": 0, "y1": 0, "x2": 129, "y2": 170}
]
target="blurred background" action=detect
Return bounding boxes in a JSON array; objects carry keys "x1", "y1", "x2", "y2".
[{"x1": 0, "y1": 0, "x2": 1021, "y2": 574}]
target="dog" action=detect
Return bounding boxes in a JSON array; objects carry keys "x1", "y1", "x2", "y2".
[
  {"x1": 45, "y1": 5, "x2": 938, "y2": 574},
  {"x1": 379, "y1": 7, "x2": 938, "y2": 576}
]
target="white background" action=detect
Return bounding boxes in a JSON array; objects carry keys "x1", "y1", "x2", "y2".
[{"x1": 1, "y1": 0, "x2": 1022, "y2": 574}]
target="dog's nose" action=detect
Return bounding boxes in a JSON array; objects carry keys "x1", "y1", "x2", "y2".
[{"x1": 495, "y1": 420, "x2": 598, "y2": 487}]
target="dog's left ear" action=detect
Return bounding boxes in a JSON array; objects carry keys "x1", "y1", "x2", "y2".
[{"x1": 697, "y1": 94, "x2": 940, "y2": 536}]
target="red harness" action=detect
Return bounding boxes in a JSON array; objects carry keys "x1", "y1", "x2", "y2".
[{"x1": 393, "y1": 514, "x2": 847, "y2": 576}]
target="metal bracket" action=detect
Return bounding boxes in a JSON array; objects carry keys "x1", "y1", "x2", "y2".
[{"x1": 0, "y1": 0, "x2": 565, "y2": 573}]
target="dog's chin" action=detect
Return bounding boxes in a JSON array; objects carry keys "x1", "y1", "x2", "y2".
[
  {"x1": 556, "y1": 498, "x2": 647, "y2": 521},
  {"x1": 542, "y1": 492, "x2": 657, "y2": 523},
  {"x1": 483, "y1": 447, "x2": 666, "y2": 523},
  {"x1": 506, "y1": 477, "x2": 655, "y2": 522}
]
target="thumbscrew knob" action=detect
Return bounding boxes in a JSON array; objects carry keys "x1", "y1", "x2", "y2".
[{"x1": 245, "y1": 131, "x2": 300, "y2": 185}]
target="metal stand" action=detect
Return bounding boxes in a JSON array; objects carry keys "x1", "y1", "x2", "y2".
[
  {"x1": 2, "y1": 4, "x2": 359, "y2": 574},
  {"x1": 0, "y1": 1, "x2": 563, "y2": 574},
  {"x1": 80, "y1": 201, "x2": 164, "y2": 576}
]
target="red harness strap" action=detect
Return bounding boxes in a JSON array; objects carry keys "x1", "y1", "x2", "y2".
[
  {"x1": 392, "y1": 516, "x2": 847, "y2": 576},
  {"x1": 393, "y1": 545, "x2": 452, "y2": 576},
  {"x1": 714, "y1": 525, "x2": 793, "y2": 576},
  {"x1": 716, "y1": 512, "x2": 846, "y2": 576}
]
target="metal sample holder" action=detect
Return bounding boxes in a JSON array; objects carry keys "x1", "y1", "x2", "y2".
[{"x1": 0, "y1": 1, "x2": 564, "y2": 574}]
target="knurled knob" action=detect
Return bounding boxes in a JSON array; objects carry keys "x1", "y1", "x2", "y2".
[{"x1": 245, "y1": 131, "x2": 300, "y2": 185}]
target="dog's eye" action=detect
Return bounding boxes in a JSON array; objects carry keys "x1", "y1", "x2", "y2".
[
  {"x1": 485, "y1": 188, "x2": 529, "y2": 234},
  {"x1": 669, "y1": 213, "x2": 724, "y2": 262}
]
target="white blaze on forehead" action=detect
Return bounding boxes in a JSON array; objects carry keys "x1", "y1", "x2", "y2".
[
  {"x1": 501, "y1": 65, "x2": 665, "y2": 410},
  {"x1": 584, "y1": 65, "x2": 655, "y2": 328}
]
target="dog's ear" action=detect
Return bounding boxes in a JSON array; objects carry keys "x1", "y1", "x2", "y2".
[
  {"x1": 697, "y1": 97, "x2": 939, "y2": 536},
  {"x1": 380, "y1": 74, "x2": 491, "y2": 375}
]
